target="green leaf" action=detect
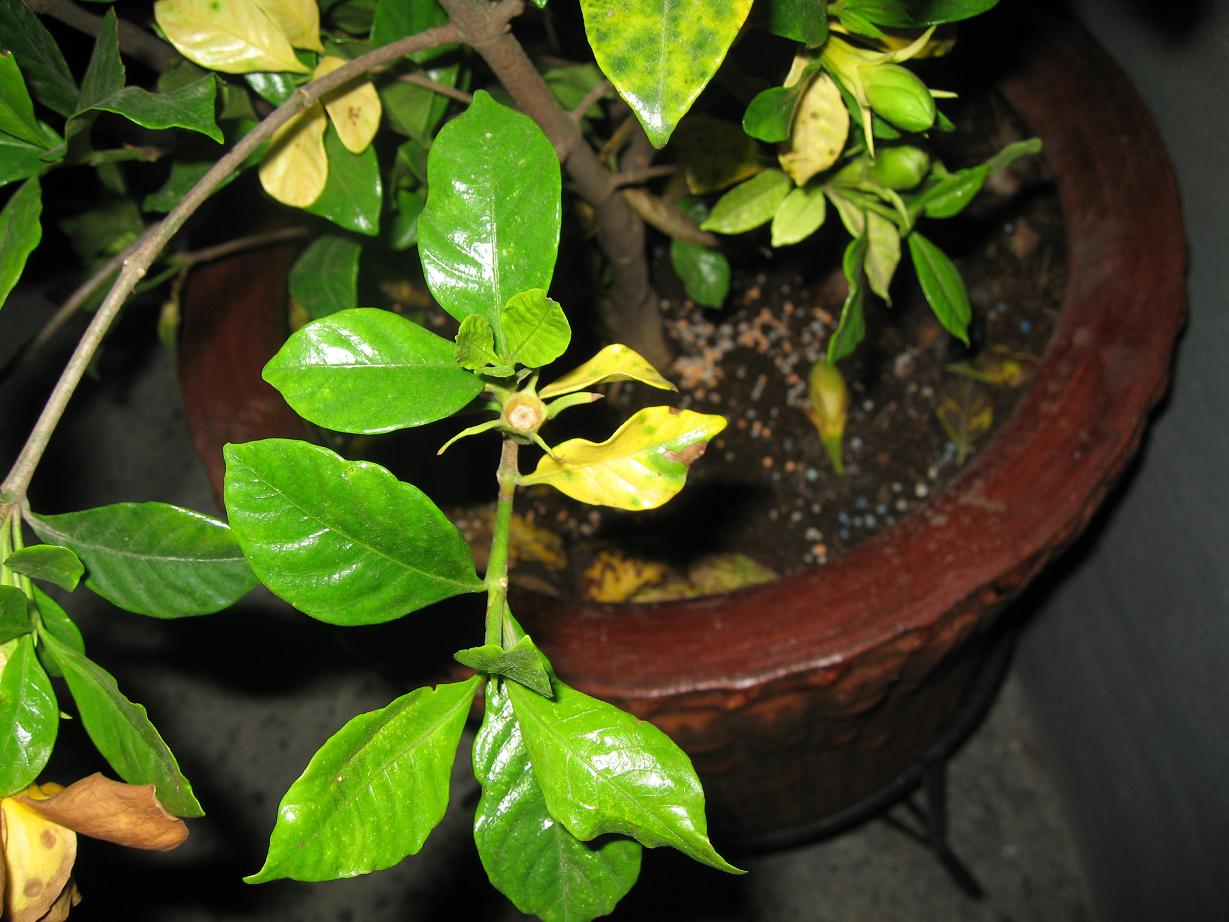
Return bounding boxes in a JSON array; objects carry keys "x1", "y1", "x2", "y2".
[
  {"x1": 502, "y1": 289, "x2": 571, "y2": 369},
  {"x1": 78, "y1": 10, "x2": 125, "y2": 108},
  {"x1": 908, "y1": 231, "x2": 971, "y2": 343},
  {"x1": 85, "y1": 78, "x2": 224, "y2": 143},
  {"x1": 0, "y1": 0, "x2": 79, "y2": 116},
  {"x1": 864, "y1": 210, "x2": 901, "y2": 301},
  {"x1": 144, "y1": 160, "x2": 211, "y2": 213},
  {"x1": 263, "y1": 308, "x2": 483, "y2": 433},
  {"x1": 828, "y1": 233, "x2": 868, "y2": 363},
  {"x1": 28, "y1": 503, "x2": 258, "y2": 618},
  {"x1": 4, "y1": 544, "x2": 84, "y2": 591},
  {"x1": 474, "y1": 680, "x2": 642, "y2": 921},
  {"x1": 59, "y1": 196, "x2": 143, "y2": 264},
  {"x1": 843, "y1": 0, "x2": 997, "y2": 27},
  {"x1": 246, "y1": 676, "x2": 479, "y2": 882},
  {"x1": 0, "y1": 135, "x2": 54, "y2": 189},
  {"x1": 418, "y1": 91, "x2": 560, "y2": 351},
  {"x1": 0, "y1": 177, "x2": 42, "y2": 311},
  {"x1": 379, "y1": 62, "x2": 459, "y2": 142},
  {"x1": 508, "y1": 677, "x2": 740, "y2": 872},
  {"x1": 224, "y1": 439, "x2": 483, "y2": 625},
  {"x1": 0, "y1": 52, "x2": 50, "y2": 147},
  {"x1": 700, "y1": 169, "x2": 791, "y2": 235},
  {"x1": 0, "y1": 634, "x2": 58, "y2": 797},
  {"x1": 0, "y1": 586, "x2": 31, "y2": 643},
  {"x1": 838, "y1": 8, "x2": 887, "y2": 40},
  {"x1": 913, "y1": 138, "x2": 1041, "y2": 219},
  {"x1": 154, "y1": 0, "x2": 310, "y2": 74},
  {"x1": 40, "y1": 631, "x2": 202, "y2": 816},
  {"x1": 578, "y1": 0, "x2": 754, "y2": 148},
  {"x1": 31, "y1": 587, "x2": 83, "y2": 680},
  {"x1": 521, "y1": 407, "x2": 727, "y2": 511},
  {"x1": 388, "y1": 187, "x2": 426, "y2": 250},
  {"x1": 303, "y1": 125, "x2": 383, "y2": 235},
  {"x1": 542, "y1": 63, "x2": 606, "y2": 121},
  {"x1": 741, "y1": 86, "x2": 797, "y2": 145},
  {"x1": 454, "y1": 315, "x2": 506, "y2": 373},
  {"x1": 670, "y1": 238, "x2": 730, "y2": 309},
  {"x1": 751, "y1": 0, "x2": 827, "y2": 46},
  {"x1": 455, "y1": 635, "x2": 553, "y2": 698},
  {"x1": 539, "y1": 344, "x2": 675, "y2": 399},
  {"x1": 771, "y1": 184, "x2": 826, "y2": 247},
  {"x1": 287, "y1": 234, "x2": 361, "y2": 318},
  {"x1": 371, "y1": 0, "x2": 454, "y2": 64}
]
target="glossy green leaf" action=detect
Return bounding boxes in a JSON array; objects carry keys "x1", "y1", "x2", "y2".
[
  {"x1": 771, "y1": 184, "x2": 826, "y2": 247},
  {"x1": 287, "y1": 234, "x2": 361, "y2": 319},
  {"x1": 864, "y1": 210, "x2": 901, "y2": 301},
  {"x1": 247, "y1": 676, "x2": 478, "y2": 882},
  {"x1": 0, "y1": 634, "x2": 57, "y2": 797},
  {"x1": 154, "y1": 0, "x2": 310, "y2": 74},
  {"x1": 701, "y1": 169, "x2": 791, "y2": 235},
  {"x1": 304, "y1": 126, "x2": 383, "y2": 235},
  {"x1": 474, "y1": 680, "x2": 642, "y2": 921},
  {"x1": 40, "y1": 631, "x2": 202, "y2": 816},
  {"x1": 454, "y1": 636, "x2": 552, "y2": 698},
  {"x1": 670, "y1": 237, "x2": 730, "y2": 309},
  {"x1": 418, "y1": 91, "x2": 561, "y2": 350},
  {"x1": 224, "y1": 439, "x2": 483, "y2": 625},
  {"x1": 838, "y1": 8, "x2": 887, "y2": 40},
  {"x1": 4, "y1": 544, "x2": 83, "y2": 591},
  {"x1": 85, "y1": 77, "x2": 223, "y2": 143},
  {"x1": 28, "y1": 503, "x2": 258, "y2": 618},
  {"x1": 0, "y1": 0, "x2": 78, "y2": 116},
  {"x1": 0, "y1": 177, "x2": 42, "y2": 311},
  {"x1": 828, "y1": 233, "x2": 868, "y2": 363},
  {"x1": 31, "y1": 588, "x2": 83, "y2": 680},
  {"x1": 264, "y1": 308, "x2": 483, "y2": 433},
  {"x1": 0, "y1": 135, "x2": 54, "y2": 189},
  {"x1": 539, "y1": 344, "x2": 674, "y2": 399},
  {"x1": 521, "y1": 407, "x2": 727, "y2": 511},
  {"x1": 508, "y1": 677, "x2": 740, "y2": 872},
  {"x1": 454, "y1": 315, "x2": 508, "y2": 373},
  {"x1": 502, "y1": 289, "x2": 571, "y2": 369},
  {"x1": 578, "y1": 0, "x2": 754, "y2": 148},
  {"x1": 843, "y1": 0, "x2": 997, "y2": 27},
  {"x1": 0, "y1": 52, "x2": 49, "y2": 147},
  {"x1": 371, "y1": 0, "x2": 454, "y2": 63},
  {"x1": 908, "y1": 231, "x2": 971, "y2": 344},
  {"x1": 742, "y1": 86, "x2": 797, "y2": 145},
  {"x1": 0, "y1": 586, "x2": 31, "y2": 642},
  {"x1": 751, "y1": 0, "x2": 827, "y2": 45},
  {"x1": 914, "y1": 138, "x2": 1041, "y2": 219},
  {"x1": 389, "y1": 187, "x2": 426, "y2": 250}
]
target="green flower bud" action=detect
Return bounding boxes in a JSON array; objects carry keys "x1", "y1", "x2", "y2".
[
  {"x1": 863, "y1": 64, "x2": 936, "y2": 133},
  {"x1": 807, "y1": 360, "x2": 849, "y2": 475},
  {"x1": 866, "y1": 145, "x2": 931, "y2": 190}
]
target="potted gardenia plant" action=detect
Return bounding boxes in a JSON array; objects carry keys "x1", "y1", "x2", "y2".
[{"x1": 0, "y1": 0, "x2": 1185, "y2": 919}]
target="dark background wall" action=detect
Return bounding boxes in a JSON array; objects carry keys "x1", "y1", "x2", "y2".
[{"x1": 1018, "y1": 3, "x2": 1229, "y2": 919}]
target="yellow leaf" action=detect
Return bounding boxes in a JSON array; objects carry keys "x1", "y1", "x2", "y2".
[
  {"x1": 1, "y1": 794, "x2": 76, "y2": 922},
  {"x1": 258, "y1": 103, "x2": 328, "y2": 207},
  {"x1": 154, "y1": 0, "x2": 309, "y2": 74},
  {"x1": 778, "y1": 71, "x2": 849, "y2": 185},
  {"x1": 16, "y1": 774, "x2": 188, "y2": 853},
  {"x1": 314, "y1": 56, "x2": 382, "y2": 154},
  {"x1": 252, "y1": 0, "x2": 323, "y2": 51},
  {"x1": 539, "y1": 344, "x2": 675, "y2": 400},
  {"x1": 581, "y1": 550, "x2": 673, "y2": 603},
  {"x1": 521, "y1": 406, "x2": 727, "y2": 511},
  {"x1": 865, "y1": 211, "x2": 901, "y2": 302},
  {"x1": 687, "y1": 553, "x2": 778, "y2": 595}
]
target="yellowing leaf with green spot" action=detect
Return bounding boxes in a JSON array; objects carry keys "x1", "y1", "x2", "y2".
[
  {"x1": 154, "y1": 0, "x2": 308, "y2": 74},
  {"x1": 539, "y1": 343, "x2": 674, "y2": 399},
  {"x1": 259, "y1": 103, "x2": 327, "y2": 207},
  {"x1": 253, "y1": 0, "x2": 323, "y2": 51},
  {"x1": 315, "y1": 56, "x2": 381, "y2": 154},
  {"x1": 578, "y1": 0, "x2": 754, "y2": 148},
  {"x1": 778, "y1": 71, "x2": 848, "y2": 185},
  {"x1": 521, "y1": 407, "x2": 726, "y2": 510}
]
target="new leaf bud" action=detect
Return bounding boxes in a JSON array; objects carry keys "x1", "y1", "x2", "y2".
[{"x1": 807, "y1": 360, "x2": 849, "y2": 475}]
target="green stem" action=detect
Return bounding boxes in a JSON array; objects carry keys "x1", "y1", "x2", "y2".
[{"x1": 484, "y1": 438, "x2": 520, "y2": 647}]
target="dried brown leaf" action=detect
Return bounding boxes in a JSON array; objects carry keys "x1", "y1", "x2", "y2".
[{"x1": 16, "y1": 775, "x2": 188, "y2": 852}]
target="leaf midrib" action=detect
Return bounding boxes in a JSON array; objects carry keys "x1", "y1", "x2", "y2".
[{"x1": 32, "y1": 517, "x2": 245, "y2": 567}]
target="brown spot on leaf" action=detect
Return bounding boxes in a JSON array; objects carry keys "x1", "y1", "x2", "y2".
[
  {"x1": 24, "y1": 878, "x2": 43, "y2": 897},
  {"x1": 41, "y1": 828, "x2": 57, "y2": 848},
  {"x1": 665, "y1": 441, "x2": 708, "y2": 466}
]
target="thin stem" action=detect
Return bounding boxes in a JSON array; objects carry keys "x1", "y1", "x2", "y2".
[
  {"x1": 396, "y1": 71, "x2": 474, "y2": 104},
  {"x1": 0, "y1": 16, "x2": 482, "y2": 505},
  {"x1": 569, "y1": 78, "x2": 610, "y2": 122},
  {"x1": 484, "y1": 438, "x2": 520, "y2": 648},
  {"x1": 611, "y1": 164, "x2": 678, "y2": 188},
  {"x1": 168, "y1": 227, "x2": 309, "y2": 270},
  {"x1": 23, "y1": 0, "x2": 180, "y2": 72}
]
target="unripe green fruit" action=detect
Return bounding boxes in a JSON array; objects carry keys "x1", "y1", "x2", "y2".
[
  {"x1": 866, "y1": 145, "x2": 931, "y2": 190},
  {"x1": 863, "y1": 64, "x2": 936, "y2": 133}
]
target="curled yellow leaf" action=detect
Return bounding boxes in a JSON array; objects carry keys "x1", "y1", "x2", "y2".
[
  {"x1": 154, "y1": 0, "x2": 308, "y2": 74},
  {"x1": 314, "y1": 56, "x2": 382, "y2": 154},
  {"x1": 778, "y1": 71, "x2": 849, "y2": 185},
  {"x1": 259, "y1": 103, "x2": 328, "y2": 207},
  {"x1": 253, "y1": 0, "x2": 323, "y2": 52},
  {"x1": 1, "y1": 794, "x2": 77, "y2": 922},
  {"x1": 539, "y1": 344, "x2": 675, "y2": 399}
]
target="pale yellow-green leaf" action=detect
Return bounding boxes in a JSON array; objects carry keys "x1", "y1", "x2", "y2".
[
  {"x1": 253, "y1": 0, "x2": 323, "y2": 51},
  {"x1": 154, "y1": 0, "x2": 308, "y2": 74},
  {"x1": 258, "y1": 103, "x2": 328, "y2": 207},
  {"x1": 771, "y1": 185, "x2": 827, "y2": 247},
  {"x1": 778, "y1": 71, "x2": 848, "y2": 185},
  {"x1": 314, "y1": 56, "x2": 381, "y2": 154},
  {"x1": 864, "y1": 210, "x2": 901, "y2": 301},
  {"x1": 520, "y1": 406, "x2": 727, "y2": 511},
  {"x1": 826, "y1": 189, "x2": 866, "y2": 237},
  {"x1": 539, "y1": 344, "x2": 675, "y2": 399}
]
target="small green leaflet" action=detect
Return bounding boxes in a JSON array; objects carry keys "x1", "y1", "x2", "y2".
[
  {"x1": 508, "y1": 677, "x2": 740, "y2": 873},
  {"x1": 287, "y1": 234, "x2": 361, "y2": 319},
  {"x1": 910, "y1": 139, "x2": 1042, "y2": 219},
  {"x1": 0, "y1": 0, "x2": 79, "y2": 117},
  {"x1": 742, "y1": 86, "x2": 799, "y2": 145},
  {"x1": 29, "y1": 502, "x2": 258, "y2": 618},
  {"x1": 908, "y1": 231, "x2": 971, "y2": 343},
  {"x1": 246, "y1": 676, "x2": 479, "y2": 883},
  {"x1": 771, "y1": 185, "x2": 827, "y2": 248},
  {"x1": 750, "y1": 0, "x2": 827, "y2": 46},
  {"x1": 454, "y1": 315, "x2": 512, "y2": 375},
  {"x1": 0, "y1": 177, "x2": 42, "y2": 311},
  {"x1": 842, "y1": 0, "x2": 998, "y2": 27},
  {"x1": 474, "y1": 680, "x2": 642, "y2": 921},
  {"x1": 40, "y1": 630, "x2": 202, "y2": 817},
  {"x1": 0, "y1": 586, "x2": 31, "y2": 642},
  {"x1": 224, "y1": 439, "x2": 483, "y2": 625},
  {"x1": 4, "y1": 544, "x2": 84, "y2": 591},
  {"x1": 701, "y1": 169, "x2": 792, "y2": 235},
  {"x1": 501, "y1": 289, "x2": 571, "y2": 369},
  {"x1": 454, "y1": 635, "x2": 553, "y2": 698},
  {"x1": 828, "y1": 233, "x2": 869, "y2": 363},
  {"x1": 0, "y1": 634, "x2": 58, "y2": 797},
  {"x1": 263, "y1": 308, "x2": 484, "y2": 434},
  {"x1": 303, "y1": 127, "x2": 383, "y2": 235},
  {"x1": 670, "y1": 196, "x2": 729, "y2": 309}
]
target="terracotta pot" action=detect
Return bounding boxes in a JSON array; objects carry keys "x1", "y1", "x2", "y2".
[{"x1": 179, "y1": 10, "x2": 1185, "y2": 849}]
